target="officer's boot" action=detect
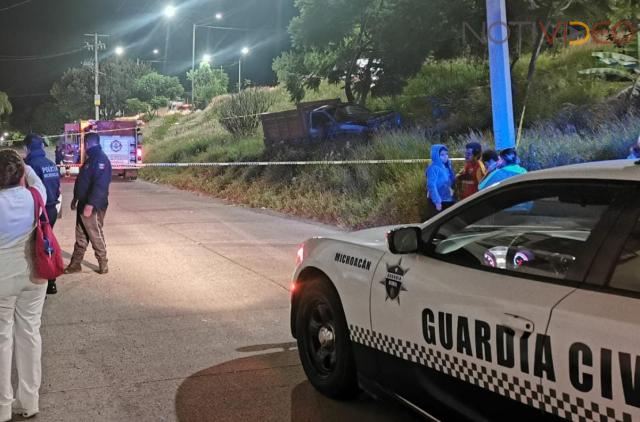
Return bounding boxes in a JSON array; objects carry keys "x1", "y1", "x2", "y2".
[
  {"x1": 97, "y1": 261, "x2": 109, "y2": 275},
  {"x1": 63, "y1": 262, "x2": 82, "y2": 274}
]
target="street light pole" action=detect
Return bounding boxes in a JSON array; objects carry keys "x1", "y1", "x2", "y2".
[
  {"x1": 191, "y1": 16, "x2": 224, "y2": 105},
  {"x1": 238, "y1": 58, "x2": 242, "y2": 93},
  {"x1": 163, "y1": 5, "x2": 176, "y2": 74},
  {"x1": 191, "y1": 20, "x2": 250, "y2": 101},
  {"x1": 239, "y1": 47, "x2": 249, "y2": 93},
  {"x1": 192, "y1": 24, "x2": 196, "y2": 104},
  {"x1": 163, "y1": 24, "x2": 171, "y2": 73}
]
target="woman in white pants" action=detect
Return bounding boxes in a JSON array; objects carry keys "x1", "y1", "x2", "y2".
[{"x1": 0, "y1": 149, "x2": 48, "y2": 421}]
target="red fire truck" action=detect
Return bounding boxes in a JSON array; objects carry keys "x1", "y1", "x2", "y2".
[{"x1": 61, "y1": 120, "x2": 143, "y2": 180}]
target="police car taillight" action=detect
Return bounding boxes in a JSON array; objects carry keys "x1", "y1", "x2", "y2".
[{"x1": 296, "y1": 245, "x2": 304, "y2": 267}]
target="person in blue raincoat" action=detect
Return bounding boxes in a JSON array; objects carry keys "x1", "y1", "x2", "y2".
[
  {"x1": 628, "y1": 135, "x2": 640, "y2": 159},
  {"x1": 479, "y1": 148, "x2": 527, "y2": 190},
  {"x1": 425, "y1": 144, "x2": 456, "y2": 219}
]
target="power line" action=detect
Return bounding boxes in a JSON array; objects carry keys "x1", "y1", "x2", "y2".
[
  {"x1": 0, "y1": 0, "x2": 30, "y2": 12},
  {"x1": 0, "y1": 48, "x2": 84, "y2": 62},
  {"x1": 196, "y1": 24, "x2": 251, "y2": 32}
]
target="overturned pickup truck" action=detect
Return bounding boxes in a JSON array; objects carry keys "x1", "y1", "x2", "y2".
[{"x1": 260, "y1": 99, "x2": 401, "y2": 149}]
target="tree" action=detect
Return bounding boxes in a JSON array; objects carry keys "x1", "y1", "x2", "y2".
[
  {"x1": 30, "y1": 101, "x2": 67, "y2": 135},
  {"x1": 51, "y1": 59, "x2": 152, "y2": 120},
  {"x1": 0, "y1": 91, "x2": 13, "y2": 121},
  {"x1": 273, "y1": 50, "x2": 333, "y2": 103},
  {"x1": 607, "y1": 0, "x2": 640, "y2": 59},
  {"x1": 187, "y1": 63, "x2": 229, "y2": 109},
  {"x1": 579, "y1": 52, "x2": 640, "y2": 102},
  {"x1": 125, "y1": 98, "x2": 148, "y2": 115},
  {"x1": 507, "y1": 0, "x2": 610, "y2": 128},
  {"x1": 133, "y1": 72, "x2": 184, "y2": 103},
  {"x1": 99, "y1": 58, "x2": 152, "y2": 119},
  {"x1": 148, "y1": 96, "x2": 169, "y2": 119},
  {"x1": 274, "y1": 0, "x2": 482, "y2": 104},
  {"x1": 50, "y1": 67, "x2": 95, "y2": 120}
]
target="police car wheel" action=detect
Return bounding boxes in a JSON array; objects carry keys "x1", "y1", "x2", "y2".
[{"x1": 296, "y1": 279, "x2": 358, "y2": 399}]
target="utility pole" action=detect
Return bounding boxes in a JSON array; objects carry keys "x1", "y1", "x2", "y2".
[
  {"x1": 163, "y1": 24, "x2": 171, "y2": 74},
  {"x1": 191, "y1": 24, "x2": 196, "y2": 105},
  {"x1": 83, "y1": 33, "x2": 109, "y2": 121},
  {"x1": 238, "y1": 59, "x2": 242, "y2": 93}
]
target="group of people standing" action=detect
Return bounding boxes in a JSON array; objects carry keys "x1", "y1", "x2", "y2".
[
  {"x1": 425, "y1": 142, "x2": 527, "y2": 218},
  {"x1": 425, "y1": 133, "x2": 640, "y2": 218},
  {"x1": 0, "y1": 133, "x2": 111, "y2": 421}
]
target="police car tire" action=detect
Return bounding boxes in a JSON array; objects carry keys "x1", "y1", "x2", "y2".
[{"x1": 295, "y1": 278, "x2": 359, "y2": 399}]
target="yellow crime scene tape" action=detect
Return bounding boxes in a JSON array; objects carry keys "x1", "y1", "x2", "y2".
[
  {"x1": 56, "y1": 158, "x2": 465, "y2": 169},
  {"x1": 2, "y1": 127, "x2": 465, "y2": 168}
]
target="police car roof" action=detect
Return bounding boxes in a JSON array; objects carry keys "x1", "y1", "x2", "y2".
[{"x1": 506, "y1": 160, "x2": 640, "y2": 185}]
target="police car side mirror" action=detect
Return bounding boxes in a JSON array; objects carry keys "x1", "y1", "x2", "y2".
[{"x1": 387, "y1": 227, "x2": 421, "y2": 254}]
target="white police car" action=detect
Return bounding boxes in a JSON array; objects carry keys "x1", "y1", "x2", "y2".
[{"x1": 290, "y1": 160, "x2": 640, "y2": 421}]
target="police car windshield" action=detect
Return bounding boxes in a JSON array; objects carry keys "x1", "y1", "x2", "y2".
[{"x1": 428, "y1": 184, "x2": 623, "y2": 280}]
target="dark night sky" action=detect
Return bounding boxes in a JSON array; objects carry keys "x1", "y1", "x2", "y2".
[{"x1": 0, "y1": 0, "x2": 296, "y2": 127}]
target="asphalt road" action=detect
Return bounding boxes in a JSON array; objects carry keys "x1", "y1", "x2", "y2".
[{"x1": 36, "y1": 178, "x2": 421, "y2": 422}]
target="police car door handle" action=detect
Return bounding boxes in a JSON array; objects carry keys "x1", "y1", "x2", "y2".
[{"x1": 502, "y1": 313, "x2": 534, "y2": 333}]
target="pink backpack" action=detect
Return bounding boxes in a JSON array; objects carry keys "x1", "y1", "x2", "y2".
[{"x1": 28, "y1": 188, "x2": 64, "y2": 281}]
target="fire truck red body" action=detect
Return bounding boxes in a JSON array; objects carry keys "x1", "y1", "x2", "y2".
[{"x1": 61, "y1": 120, "x2": 143, "y2": 180}]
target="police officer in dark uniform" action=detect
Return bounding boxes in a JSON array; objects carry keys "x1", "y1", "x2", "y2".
[
  {"x1": 23, "y1": 134, "x2": 62, "y2": 294},
  {"x1": 54, "y1": 142, "x2": 64, "y2": 165},
  {"x1": 64, "y1": 132, "x2": 112, "y2": 275}
]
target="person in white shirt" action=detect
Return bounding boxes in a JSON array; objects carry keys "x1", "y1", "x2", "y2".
[{"x1": 0, "y1": 149, "x2": 48, "y2": 421}]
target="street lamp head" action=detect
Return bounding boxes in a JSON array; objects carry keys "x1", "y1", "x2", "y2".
[
  {"x1": 215, "y1": 12, "x2": 223, "y2": 20},
  {"x1": 115, "y1": 46, "x2": 124, "y2": 56},
  {"x1": 241, "y1": 47, "x2": 250, "y2": 56},
  {"x1": 164, "y1": 5, "x2": 176, "y2": 18},
  {"x1": 153, "y1": 49, "x2": 159, "y2": 55},
  {"x1": 202, "y1": 54, "x2": 211, "y2": 64}
]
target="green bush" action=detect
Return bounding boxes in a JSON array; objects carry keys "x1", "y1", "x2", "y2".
[
  {"x1": 216, "y1": 88, "x2": 276, "y2": 137},
  {"x1": 399, "y1": 59, "x2": 490, "y2": 128},
  {"x1": 125, "y1": 98, "x2": 148, "y2": 115},
  {"x1": 519, "y1": 116, "x2": 640, "y2": 170}
]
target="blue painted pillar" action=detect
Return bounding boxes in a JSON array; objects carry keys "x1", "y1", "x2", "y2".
[{"x1": 486, "y1": 0, "x2": 516, "y2": 150}]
